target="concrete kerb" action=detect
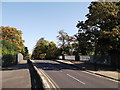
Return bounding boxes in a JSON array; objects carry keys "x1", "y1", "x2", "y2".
[
  {"x1": 27, "y1": 61, "x2": 44, "y2": 88},
  {"x1": 55, "y1": 60, "x2": 120, "y2": 82},
  {"x1": 30, "y1": 60, "x2": 60, "y2": 89},
  {"x1": 32, "y1": 66, "x2": 50, "y2": 88}
]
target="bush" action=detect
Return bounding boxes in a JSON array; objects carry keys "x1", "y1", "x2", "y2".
[{"x1": 2, "y1": 54, "x2": 16, "y2": 67}]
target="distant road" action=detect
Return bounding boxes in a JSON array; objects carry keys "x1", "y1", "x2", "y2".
[{"x1": 34, "y1": 60, "x2": 118, "y2": 88}]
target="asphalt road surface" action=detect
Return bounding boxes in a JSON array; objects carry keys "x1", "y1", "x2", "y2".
[
  {"x1": 2, "y1": 63, "x2": 31, "y2": 88},
  {"x1": 34, "y1": 60, "x2": 118, "y2": 89}
]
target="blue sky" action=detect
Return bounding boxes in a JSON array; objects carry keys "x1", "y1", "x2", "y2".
[{"x1": 2, "y1": 2, "x2": 91, "y2": 54}]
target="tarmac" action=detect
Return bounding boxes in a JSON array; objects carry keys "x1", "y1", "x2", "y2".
[
  {"x1": 56, "y1": 60, "x2": 120, "y2": 81},
  {"x1": 2, "y1": 60, "x2": 31, "y2": 88},
  {"x1": 1, "y1": 59, "x2": 119, "y2": 89}
]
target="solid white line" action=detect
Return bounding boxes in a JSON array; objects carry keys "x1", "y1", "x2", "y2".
[
  {"x1": 81, "y1": 71, "x2": 119, "y2": 83},
  {"x1": 67, "y1": 74, "x2": 86, "y2": 85}
]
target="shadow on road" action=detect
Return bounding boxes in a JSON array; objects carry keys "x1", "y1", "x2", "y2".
[
  {"x1": 34, "y1": 60, "x2": 81, "y2": 71},
  {"x1": 33, "y1": 60, "x2": 117, "y2": 72},
  {"x1": 71, "y1": 61, "x2": 117, "y2": 71}
]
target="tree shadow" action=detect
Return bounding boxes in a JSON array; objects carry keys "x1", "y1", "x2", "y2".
[
  {"x1": 33, "y1": 60, "x2": 81, "y2": 71},
  {"x1": 71, "y1": 61, "x2": 117, "y2": 71},
  {"x1": 33, "y1": 60, "x2": 117, "y2": 72}
]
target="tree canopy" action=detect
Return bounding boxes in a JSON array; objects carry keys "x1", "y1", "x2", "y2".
[
  {"x1": 57, "y1": 30, "x2": 75, "y2": 55},
  {"x1": 0, "y1": 26, "x2": 26, "y2": 66},
  {"x1": 0, "y1": 26, "x2": 25, "y2": 54},
  {"x1": 32, "y1": 37, "x2": 58, "y2": 59},
  {"x1": 75, "y1": 2, "x2": 120, "y2": 56}
]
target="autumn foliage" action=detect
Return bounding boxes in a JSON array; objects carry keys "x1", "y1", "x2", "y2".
[
  {"x1": 0, "y1": 26, "x2": 25, "y2": 66},
  {"x1": 0, "y1": 26, "x2": 25, "y2": 54}
]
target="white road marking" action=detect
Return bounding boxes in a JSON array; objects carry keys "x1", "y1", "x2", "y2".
[
  {"x1": 81, "y1": 71, "x2": 119, "y2": 83},
  {"x1": 66, "y1": 74, "x2": 86, "y2": 85}
]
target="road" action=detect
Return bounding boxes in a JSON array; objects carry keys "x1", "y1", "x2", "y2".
[{"x1": 34, "y1": 60, "x2": 118, "y2": 88}]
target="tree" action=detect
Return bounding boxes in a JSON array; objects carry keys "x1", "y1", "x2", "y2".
[
  {"x1": 32, "y1": 38, "x2": 49, "y2": 59},
  {"x1": 23, "y1": 47, "x2": 29, "y2": 59},
  {"x1": 85, "y1": 1, "x2": 120, "y2": 67},
  {"x1": 57, "y1": 30, "x2": 68, "y2": 59},
  {"x1": 0, "y1": 26, "x2": 25, "y2": 66},
  {"x1": 65, "y1": 35, "x2": 75, "y2": 55},
  {"x1": 46, "y1": 41, "x2": 58, "y2": 59},
  {"x1": 75, "y1": 21, "x2": 94, "y2": 55},
  {"x1": 32, "y1": 38, "x2": 58, "y2": 59},
  {"x1": 86, "y1": 2, "x2": 120, "y2": 53},
  {"x1": 24, "y1": 47, "x2": 29, "y2": 56},
  {"x1": 2, "y1": 40, "x2": 19, "y2": 55},
  {"x1": 57, "y1": 30, "x2": 75, "y2": 59},
  {"x1": 0, "y1": 26, "x2": 25, "y2": 53}
]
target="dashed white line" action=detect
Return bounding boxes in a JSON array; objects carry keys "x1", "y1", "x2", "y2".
[{"x1": 67, "y1": 74, "x2": 86, "y2": 85}]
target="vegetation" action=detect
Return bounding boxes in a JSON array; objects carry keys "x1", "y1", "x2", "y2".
[
  {"x1": 55, "y1": 2, "x2": 120, "y2": 65},
  {"x1": 86, "y1": 2, "x2": 120, "y2": 55},
  {"x1": 0, "y1": 26, "x2": 26, "y2": 66},
  {"x1": 23, "y1": 47, "x2": 30, "y2": 59},
  {"x1": 1, "y1": 26, "x2": 25, "y2": 53},
  {"x1": 32, "y1": 38, "x2": 58, "y2": 59},
  {"x1": 2, "y1": 40, "x2": 19, "y2": 55},
  {"x1": 57, "y1": 30, "x2": 75, "y2": 59},
  {"x1": 1, "y1": 1, "x2": 119, "y2": 68},
  {"x1": 2, "y1": 54, "x2": 16, "y2": 67},
  {"x1": 75, "y1": 2, "x2": 120, "y2": 67}
]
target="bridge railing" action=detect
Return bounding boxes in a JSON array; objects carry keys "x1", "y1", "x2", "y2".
[{"x1": 59, "y1": 55, "x2": 111, "y2": 65}]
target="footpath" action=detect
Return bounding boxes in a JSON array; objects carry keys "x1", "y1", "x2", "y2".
[
  {"x1": 2, "y1": 60, "x2": 31, "y2": 88},
  {"x1": 56, "y1": 60, "x2": 119, "y2": 81}
]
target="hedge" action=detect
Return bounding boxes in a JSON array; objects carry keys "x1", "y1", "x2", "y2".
[{"x1": 2, "y1": 54, "x2": 17, "y2": 67}]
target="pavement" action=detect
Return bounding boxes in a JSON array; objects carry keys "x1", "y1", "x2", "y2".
[
  {"x1": 56, "y1": 60, "x2": 119, "y2": 81},
  {"x1": 2, "y1": 60, "x2": 31, "y2": 88}
]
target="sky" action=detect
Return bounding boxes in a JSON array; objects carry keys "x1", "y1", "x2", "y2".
[{"x1": 2, "y1": 2, "x2": 91, "y2": 54}]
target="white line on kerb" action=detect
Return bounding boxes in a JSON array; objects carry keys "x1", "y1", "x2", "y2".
[{"x1": 67, "y1": 74, "x2": 86, "y2": 85}]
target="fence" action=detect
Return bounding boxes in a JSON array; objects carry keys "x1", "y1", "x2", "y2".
[
  {"x1": 79, "y1": 55, "x2": 90, "y2": 61},
  {"x1": 59, "y1": 56, "x2": 75, "y2": 60}
]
